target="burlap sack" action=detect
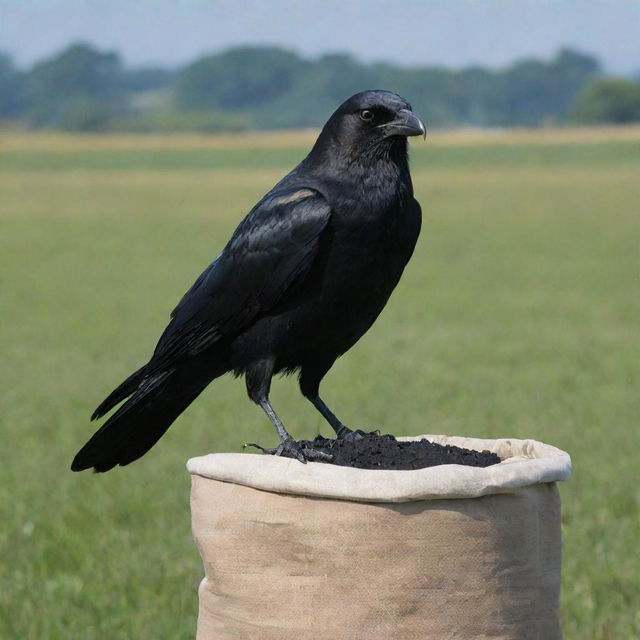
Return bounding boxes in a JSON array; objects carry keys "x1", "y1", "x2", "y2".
[{"x1": 188, "y1": 435, "x2": 571, "y2": 640}]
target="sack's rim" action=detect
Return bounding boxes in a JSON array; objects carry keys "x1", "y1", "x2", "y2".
[{"x1": 187, "y1": 434, "x2": 572, "y2": 503}]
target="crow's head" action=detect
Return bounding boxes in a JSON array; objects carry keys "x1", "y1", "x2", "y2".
[
  {"x1": 337, "y1": 90, "x2": 425, "y2": 140},
  {"x1": 312, "y1": 90, "x2": 425, "y2": 166}
]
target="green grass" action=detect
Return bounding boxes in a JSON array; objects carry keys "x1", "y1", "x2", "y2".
[
  {"x1": 1, "y1": 131, "x2": 638, "y2": 639},
  {"x1": 1, "y1": 139, "x2": 638, "y2": 172}
]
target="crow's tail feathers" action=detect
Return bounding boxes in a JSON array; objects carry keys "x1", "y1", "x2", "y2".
[
  {"x1": 72, "y1": 369, "x2": 207, "y2": 473},
  {"x1": 90, "y1": 364, "x2": 148, "y2": 421}
]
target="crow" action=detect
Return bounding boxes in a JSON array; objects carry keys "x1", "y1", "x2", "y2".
[{"x1": 71, "y1": 90, "x2": 424, "y2": 472}]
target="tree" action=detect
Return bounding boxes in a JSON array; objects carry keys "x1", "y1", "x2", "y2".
[
  {"x1": 572, "y1": 78, "x2": 640, "y2": 124},
  {"x1": 25, "y1": 43, "x2": 126, "y2": 130},
  {"x1": 4, "y1": 42, "x2": 617, "y2": 132},
  {"x1": 261, "y1": 53, "x2": 377, "y2": 128},
  {"x1": 0, "y1": 53, "x2": 25, "y2": 118},
  {"x1": 175, "y1": 47, "x2": 309, "y2": 112},
  {"x1": 499, "y1": 48, "x2": 600, "y2": 126}
]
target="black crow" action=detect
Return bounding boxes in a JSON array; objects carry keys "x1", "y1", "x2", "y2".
[{"x1": 72, "y1": 90, "x2": 424, "y2": 471}]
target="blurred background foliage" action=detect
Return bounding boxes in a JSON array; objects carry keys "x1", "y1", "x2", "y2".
[{"x1": 1, "y1": 43, "x2": 639, "y2": 133}]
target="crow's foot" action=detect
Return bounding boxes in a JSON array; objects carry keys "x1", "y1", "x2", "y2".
[
  {"x1": 335, "y1": 427, "x2": 365, "y2": 441},
  {"x1": 335, "y1": 427, "x2": 395, "y2": 442},
  {"x1": 244, "y1": 438, "x2": 333, "y2": 463}
]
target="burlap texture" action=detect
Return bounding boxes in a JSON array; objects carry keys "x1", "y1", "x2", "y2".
[
  {"x1": 187, "y1": 435, "x2": 571, "y2": 502},
  {"x1": 190, "y1": 436, "x2": 568, "y2": 639}
]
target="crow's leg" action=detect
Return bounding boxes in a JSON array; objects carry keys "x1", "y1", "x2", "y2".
[
  {"x1": 245, "y1": 359, "x2": 330, "y2": 462},
  {"x1": 299, "y1": 362, "x2": 391, "y2": 441},
  {"x1": 308, "y1": 395, "x2": 353, "y2": 439},
  {"x1": 299, "y1": 361, "x2": 363, "y2": 439}
]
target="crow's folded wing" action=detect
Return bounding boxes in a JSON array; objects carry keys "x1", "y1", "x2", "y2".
[{"x1": 150, "y1": 188, "x2": 330, "y2": 367}]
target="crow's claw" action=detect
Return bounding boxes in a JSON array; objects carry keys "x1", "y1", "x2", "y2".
[
  {"x1": 340, "y1": 429, "x2": 366, "y2": 441},
  {"x1": 244, "y1": 438, "x2": 333, "y2": 463},
  {"x1": 301, "y1": 447, "x2": 334, "y2": 462},
  {"x1": 336, "y1": 428, "x2": 395, "y2": 441},
  {"x1": 276, "y1": 438, "x2": 307, "y2": 463},
  {"x1": 335, "y1": 426, "x2": 363, "y2": 440},
  {"x1": 243, "y1": 442, "x2": 270, "y2": 453}
]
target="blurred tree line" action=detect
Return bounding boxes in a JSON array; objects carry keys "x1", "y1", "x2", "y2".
[{"x1": 1, "y1": 43, "x2": 639, "y2": 132}]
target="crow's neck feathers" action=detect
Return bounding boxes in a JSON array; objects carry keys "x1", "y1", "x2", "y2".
[{"x1": 304, "y1": 122, "x2": 412, "y2": 196}]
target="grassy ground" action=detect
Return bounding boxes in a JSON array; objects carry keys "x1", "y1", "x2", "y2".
[{"x1": 1, "y1": 128, "x2": 638, "y2": 639}]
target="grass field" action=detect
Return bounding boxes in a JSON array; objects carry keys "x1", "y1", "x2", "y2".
[{"x1": 1, "y1": 128, "x2": 638, "y2": 639}]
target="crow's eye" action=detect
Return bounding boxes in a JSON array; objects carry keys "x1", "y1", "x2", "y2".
[{"x1": 360, "y1": 109, "x2": 374, "y2": 122}]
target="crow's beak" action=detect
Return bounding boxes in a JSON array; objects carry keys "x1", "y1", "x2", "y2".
[{"x1": 382, "y1": 109, "x2": 426, "y2": 139}]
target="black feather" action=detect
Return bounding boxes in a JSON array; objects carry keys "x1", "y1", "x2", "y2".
[
  {"x1": 90, "y1": 364, "x2": 147, "y2": 421},
  {"x1": 72, "y1": 370, "x2": 208, "y2": 472}
]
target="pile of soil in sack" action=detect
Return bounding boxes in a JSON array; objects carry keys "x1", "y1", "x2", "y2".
[{"x1": 295, "y1": 432, "x2": 501, "y2": 470}]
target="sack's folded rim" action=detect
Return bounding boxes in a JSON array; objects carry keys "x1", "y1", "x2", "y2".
[{"x1": 187, "y1": 434, "x2": 572, "y2": 503}]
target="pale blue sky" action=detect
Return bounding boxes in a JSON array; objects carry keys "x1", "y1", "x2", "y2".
[{"x1": 1, "y1": 0, "x2": 639, "y2": 73}]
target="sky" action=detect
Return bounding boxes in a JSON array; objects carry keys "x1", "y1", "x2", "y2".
[{"x1": 1, "y1": 0, "x2": 639, "y2": 74}]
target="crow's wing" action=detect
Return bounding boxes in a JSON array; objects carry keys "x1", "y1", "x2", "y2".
[{"x1": 150, "y1": 188, "x2": 330, "y2": 367}]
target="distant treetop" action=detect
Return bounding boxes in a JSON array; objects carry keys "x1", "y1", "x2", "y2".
[{"x1": 0, "y1": 43, "x2": 636, "y2": 132}]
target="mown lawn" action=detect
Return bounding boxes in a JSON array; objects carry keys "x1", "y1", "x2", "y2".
[{"x1": 1, "y1": 129, "x2": 638, "y2": 638}]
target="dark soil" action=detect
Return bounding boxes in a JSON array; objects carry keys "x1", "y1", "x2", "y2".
[{"x1": 296, "y1": 433, "x2": 501, "y2": 470}]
